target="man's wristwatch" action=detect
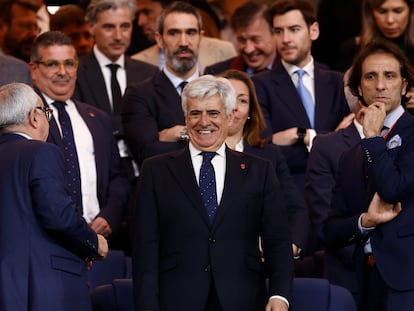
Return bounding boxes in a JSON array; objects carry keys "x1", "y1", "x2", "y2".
[
  {"x1": 178, "y1": 127, "x2": 189, "y2": 143},
  {"x1": 297, "y1": 127, "x2": 306, "y2": 145}
]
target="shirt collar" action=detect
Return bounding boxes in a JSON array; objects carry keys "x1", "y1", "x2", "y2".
[
  {"x1": 189, "y1": 142, "x2": 227, "y2": 159},
  {"x1": 93, "y1": 45, "x2": 125, "y2": 68},
  {"x1": 384, "y1": 105, "x2": 404, "y2": 129},
  {"x1": 163, "y1": 66, "x2": 200, "y2": 89},
  {"x1": 282, "y1": 57, "x2": 314, "y2": 79}
]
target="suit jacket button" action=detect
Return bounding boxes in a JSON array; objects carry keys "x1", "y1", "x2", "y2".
[
  {"x1": 204, "y1": 265, "x2": 211, "y2": 272},
  {"x1": 208, "y1": 237, "x2": 216, "y2": 243}
]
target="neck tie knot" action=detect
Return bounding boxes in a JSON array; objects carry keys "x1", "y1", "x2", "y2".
[
  {"x1": 179, "y1": 81, "x2": 188, "y2": 94},
  {"x1": 106, "y1": 63, "x2": 120, "y2": 73},
  {"x1": 52, "y1": 101, "x2": 66, "y2": 110},
  {"x1": 201, "y1": 151, "x2": 216, "y2": 162}
]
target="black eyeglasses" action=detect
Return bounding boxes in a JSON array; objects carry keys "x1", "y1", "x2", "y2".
[{"x1": 36, "y1": 106, "x2": 53, "y2": 121}]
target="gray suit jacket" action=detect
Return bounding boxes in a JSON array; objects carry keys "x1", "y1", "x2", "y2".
[{"x1": 0, "y1": 52, "x2": 32, "y2": 86}]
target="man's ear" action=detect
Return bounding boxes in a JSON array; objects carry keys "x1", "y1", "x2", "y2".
[
  {"x1": 28, "y1": 108, "x2": 40, "y2": 129},
  {"x1": 309, "y1": 22, "x2": 320, "y2": 41},
  {"x1": 155, "y1": 32, "x2": 163, "y2": 49}
]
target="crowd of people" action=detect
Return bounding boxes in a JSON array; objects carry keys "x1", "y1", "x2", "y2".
[{"x1": 1, "y1": 0, "x2": 414, "y2": 310}]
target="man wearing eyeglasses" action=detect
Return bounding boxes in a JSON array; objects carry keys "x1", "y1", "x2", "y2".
[
  {"x1": 29, "y1": 31, "x2": 130, "y2": 251},
  {"x1": 0, "y1": 82, "x2": 108, "y2": 310}
]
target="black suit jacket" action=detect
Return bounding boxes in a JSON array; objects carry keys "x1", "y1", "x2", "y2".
[
  {"x1": 244, "y1": 142, "x2": 309, "y2": 249},
  {"x1": 122, "y1": 70, "x2": 186, "y2": 166},
  {"x1": 74, "y1": 52, "x2": 158, "y2": 114},
  {"x1": 40, "y1": 93, "x2": 130, "y2": 232},
  {"x1": 252, "y1": 63, "x2": 350, "y2": 190},
  {"x1": 132, "y1": 147, "x2": 293, "y2": 311}
]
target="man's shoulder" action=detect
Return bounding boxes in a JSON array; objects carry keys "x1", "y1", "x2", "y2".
[
  {"x1": 0, "y1": 53, "x2": 28, "y2": 68},
  {"x1": 204, "y1": 57, "x2": 236, "y2": 75},
  {"x1": 125, "y1": 57, "x2": 158, "y2": 74}
]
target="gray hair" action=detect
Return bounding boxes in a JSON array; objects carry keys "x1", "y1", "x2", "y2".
[
  {"x1": 0, "y1": 83, "x2": 40, "y2": 127},
  {"x1": 181, "y1": 75, "x2": 236, "y2": 117},
  {"x1": 157, "y1": 1, "x2": 202, "y2": 34},
  {"x1": 85, "y1": 0, "x2": 136, "y2": 24}
]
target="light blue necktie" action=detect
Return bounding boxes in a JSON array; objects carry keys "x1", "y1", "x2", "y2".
[
  {"x1": 199, "y1": 152, "x2": 218, "y2": 224},
  {"x1": 296, "y1": 69, "x2": 315, "y2": 128}
]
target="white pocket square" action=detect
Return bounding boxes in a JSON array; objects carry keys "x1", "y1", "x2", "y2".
[{"x1": 387, "y1": 134, "x2": 402, "y2": 149}]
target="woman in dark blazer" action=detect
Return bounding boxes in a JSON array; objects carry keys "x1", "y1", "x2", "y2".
[{"x1": 221, "y1": 69, "x2": 309, "y2": 257}]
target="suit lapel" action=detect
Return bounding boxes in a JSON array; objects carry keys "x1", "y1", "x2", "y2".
[
  {"x1": 167, "y1": 149, "x2": 211, "y2": 226},
  {"x1": 211, "y1": 149, "x2": 246, "y2": 231},
  {"x1": 272, "y1": 65, "x2": 311, "y2": 127},
  {"x1": 81, "y1": 54, "x2": 111, "y2": 112}
]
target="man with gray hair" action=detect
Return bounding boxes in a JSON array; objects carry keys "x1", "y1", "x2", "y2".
[
  {"x1": 131, "y1": 75, "x2": 293, "y2": 311},
  {"x1": 75, "y1": 0, "x2": 158, "y2": 181},
  {"x1": 0, "y1": 83, "x2": 108, "y2": 310}
]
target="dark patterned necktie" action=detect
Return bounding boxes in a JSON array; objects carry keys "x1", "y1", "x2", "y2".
[
  {"x1": 53, "y1": 101, "x2": 82, "y2": 211},
  {"x1": 199, "y1": 152, "x2": 218, "y2": 224},
  {"x1": 106, "y1": 63, "x2": 122, "y2": 113},
  {"x1": 296, "y1": 69, "x2": 315, "y2": 128}
]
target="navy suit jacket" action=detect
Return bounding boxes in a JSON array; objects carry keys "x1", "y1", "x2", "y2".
[
  {"x1": 42, "y1": 95, "x2": 130, "y2": 232},
  {"x1": 252, "y1": 63, "x2": 350, "y2": 189},
  {"x1": 324, "y1": 111, "x2": 414, "y2": 296},
  {"x1": 74, "y1": 52, "x2": 158, "y2": 115},
  {"x1": 122, "y1": 70, "x2": 186, "y2": 166},
  {"x1": 0, "y1": 134, "x2": 98, "y2": 311},
  {"x1": 305, "y1": 124, "x2": 361, "y2": 297},
  {"x1": 244, "y1": 142, "x2": 309, "y2": 249},
  {"x1": 132, "y1": 147, "x2": 293, "y2": 311}
]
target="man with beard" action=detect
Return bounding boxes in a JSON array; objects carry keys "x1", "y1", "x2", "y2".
[
  {"x1": 130, "y1": 0, "x2": 236, "y2": 73},
  {"x1": 0, "y1": 0, "x2": 40, "y2": 63},
  {"x1": 74, "y1": 0, "x2": 158, "y2": 182},
  {"x1": 123, "y1": 1, "x2": 203, "y2": 166}
]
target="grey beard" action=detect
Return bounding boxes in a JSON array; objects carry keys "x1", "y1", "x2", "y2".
[{"x1": 167, "y1": 53, "x2": 198, "y2": 74}]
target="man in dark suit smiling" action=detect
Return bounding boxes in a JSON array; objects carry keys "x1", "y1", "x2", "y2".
[{"x1": 131, "y1": 75, "x2": 293, "y2": 311}]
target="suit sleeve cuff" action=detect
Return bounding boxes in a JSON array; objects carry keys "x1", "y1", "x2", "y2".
[{"x1": 269, "y1": 295, "x2": 289, "y2": 308}]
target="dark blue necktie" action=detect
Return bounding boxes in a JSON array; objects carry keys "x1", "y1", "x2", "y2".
[
  {"x1": 296, "y1": 69, "x2": 315, "y2": 128},
  {"x1": 178, "y1": 80, "x2": 188, "y2": 95},
  {"x1": 199, "y1": 152, "x2": 218, "y2": 224},
  {"x1": 106, "y1": 63, "x2": 122, "y2": 113},
  {"x1": 53, "y1": 101, "x2": 82, "y2": 211}
]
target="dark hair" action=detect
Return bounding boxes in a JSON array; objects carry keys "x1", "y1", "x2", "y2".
[
  {"x1": 50, "y1": 5, "x2": 88, "y2": 30},
  {"x1": 0, "y1": 0, "x2": 39, "y2": 26},
  {"x1": 220, "y1": 69, "x2": 268, "y2": 148},
  {"x1": 157, "y1": 1, "x2": 202, "y2": 34},
  {"x1": 230, "y1": 1, "x2": 272, "y2": 33},
  {"x1": 268, "y1": 0, "x2": 317, "y2": 27},
  {"x1": 348, "y1": 38, "x2": 414, "y2": 106},
  {"x1": 360, "y1": 0, "x2": 414, "y2": 50},
  {"x1": 30, "y1": 31, "x2": 76, "y2": 63}
]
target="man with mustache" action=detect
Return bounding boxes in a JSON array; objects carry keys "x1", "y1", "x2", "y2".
[
  {"x1": 74, "y1": 0, "x2": 158, "y2": 182},
  {"x1": 123, "y1": 1, "x2": 204, "y2": 166}
]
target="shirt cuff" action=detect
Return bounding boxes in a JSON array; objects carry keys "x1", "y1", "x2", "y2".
[
  {"x1": 269, "y1": 295, "x2": 289, "y2": 308},
  {"x1": 358, "y1": 214, "x2": 376, "y2": 233},
  {"x1": 307, "y1": 129, "x2": 317, "y2": 151}
]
